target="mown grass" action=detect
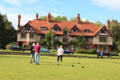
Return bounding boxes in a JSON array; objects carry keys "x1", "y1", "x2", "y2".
[{"x1": 0, "y1": 55, "x2": 120, "y2": 80}]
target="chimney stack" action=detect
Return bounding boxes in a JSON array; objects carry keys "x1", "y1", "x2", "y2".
[
  {"x1": 18, "y1": 14, "x2": 21, "y2": 27},
  {"x1": 36, "y1": 13, "x2": 39, "y2": 20},
  {"x1": 47, "y1": 13, "x2": 51, "y2": 22},
  {"x1": 76, "y1": 13, "x2": 80, "y2": 24},
  {"x1": 107, "y1": 19, "x2": 110, "y2": 30}
]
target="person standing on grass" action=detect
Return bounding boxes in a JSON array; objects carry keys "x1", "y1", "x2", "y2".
[
  {"x1": 57, "y1": 45, "x2": 64, "y2": 62},
  {"x1": 100, "y1": 50, "x2": 103, "y2": 58},
  {"x1": 97, "y1": 48, "x2": 100, "y2": 58},
  {"x1": 34, "y1": 42, "x2": 41, "y2": 64},
  {"x1": 30, "y1": 43, "x2": 35, "y2": 64}
]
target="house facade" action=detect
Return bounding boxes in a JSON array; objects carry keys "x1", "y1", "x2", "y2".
[{"x1": 17, "y1": 13, "x2": 113, "y2": 53}]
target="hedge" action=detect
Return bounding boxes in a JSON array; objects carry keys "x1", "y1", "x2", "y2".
[{"x1": 77, "y1": 49, "x2": 96, "y2": 54}]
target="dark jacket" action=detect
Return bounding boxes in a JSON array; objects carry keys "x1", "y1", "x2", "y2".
[{"x1": 30, "y1": 46, "x2": 35, "y2": 54}]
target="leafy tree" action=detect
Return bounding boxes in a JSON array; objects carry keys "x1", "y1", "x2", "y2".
[
  {"x1": 95, "y1": 21, "x2": 105, "y2": 27},
  {"x1": 110, "y1": 20, "x2": 120, "y2": 51},
  {"x1": 76, "y1": 35, "x2": 85, "y2": 49},
  {"x1": 70, "y1": 17, "x2": 76, "y2": 22},
  {"x1": 39, "y1": 16, "x2": 47, "y2": 20},
  {"x1": 68, "y1": 35, "x2": 85, "y2": 50},
  {"x1": 39, "y1": 15, "x2": 68, "y2": 21},
  {"x1": 53, "y1": 39, "x2": 62, "y2": 49},
  {"x1": 0, "y1": 13, "x2": 16, "y2": 49},
  {"x1": 38, "y1": 30, "x2": 54, "y2": 50},
  {"x1": 70, "y1": 17, "x2": 83, "y2": 22},
  {"x1": 84, "y1": 19, "x2": 90, "y2": 22},
  {"x1": 109, "y1": 19, "x2": 120, "y2": 52},
  {"x1": 38, "y1": 30, "x2": 63, "y2": 49},
  {"x1": 61, "y1": 16, "x2": 68, "y2": 21},
  {"x1": 68, "y1": 40, "x2": 77, "y2": 45}
]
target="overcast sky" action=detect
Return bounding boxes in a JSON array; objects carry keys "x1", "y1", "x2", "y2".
[{"x1": 0, "y1": 0, "x2": 120, "y2": 29}]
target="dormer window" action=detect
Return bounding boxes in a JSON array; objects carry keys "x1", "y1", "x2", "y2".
[
  {"x1": 40, "y1": 27, "x2": 47, "y2": 31},
  {"x1": 84, "y1": 29, "x2": 91, "y2": 33},
  {"x1": 21, "y1": 33, "x2": 26, "y2": 38},
  {"x1": 71, "y1": 26, "x2": 79, "y2": 33},
  {"x1": 52, "y1": 25, "x2": 60, "y2": 32}
]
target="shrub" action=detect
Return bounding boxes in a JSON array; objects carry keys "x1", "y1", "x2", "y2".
[
  {"x1": 6, "y1": 45, "x2": 11, "y2": 50},
  {"x1": 111, "y1": 51, "x2": 119, "y2": 56},
  {"x1": 51, "y1": 49, "x2": 57, "y2": 53},
  {"x1": 77, "y1": 49, "x2": 96, "y2": 54},
  {"x1": 6, "y1": 42, "x2": 16, "y2": 50},
  {"x1": 23, "y1": 45, "x2": 30, "y2": 50}
]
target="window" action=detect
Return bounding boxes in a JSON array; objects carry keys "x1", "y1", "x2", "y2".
[
  {"x1": 30, "y1": 34, "x2": 34, "y2": 39},
  {"x1": 84, "y1": 29, "x2": 91, "y2": 33},
  {"x1": 21, "y1": 33, "x2": 26, "y2": 38},
  {"x1": 71, "y1": 26, "x2": 79, "y2": 33},
  {"x1": 71, "y1": 29, "x2": 78, "y2": 33},
  {"x1": 54, "y1": 36, "x2": 59, "y2": 40},
  {"x1": 72, "y1": 45, "x2": 76, "y2": 50},
  {"x1": 85, "y1": 37, "x2": 90, "y2": 42},
  {"x1": 84, "y1": 45, "x2": 90, "y2": 49},
  {"x1": 72, "y1": 36, "x2": 77, "y2": 40},
  {"x1": 40, "y1": 27, "x2": 47, "y2": 31},
  {"x1": 63, "y1": 30, "x2": 68, "y2": 35},
  {"x1": 52, "y1": 25, "x2": 60, "y2": 32},
  {"x1": 41, "y1": 34, "x2": 45, "y2": 39},
  {"x1": 63, "y1": 38, "x2": 68, "y2": 43},
  {"x1": 99, "y1": 37, "x2": 107, "y2": 42}
]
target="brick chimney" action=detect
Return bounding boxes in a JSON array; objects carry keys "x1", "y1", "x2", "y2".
[
  {"x1": 107, "y1": 19, "x2": 110, "y2": 30},
  {"x1": 76, "y1": 13, "x2": 80, "y2": 24},
  {"x1": 47, "y1": 13, "x2": 51, "y2": 22},
  {"x1": 36, "y1": 13, "x2": 39, "y2": 20},
  {"x1": 18, "y1": 14, "x2": 21, "y2": 27}
]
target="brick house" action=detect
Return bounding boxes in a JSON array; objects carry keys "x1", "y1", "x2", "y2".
[{"x1": 17, "y1": 13, "x2": 113, "y2": 53}]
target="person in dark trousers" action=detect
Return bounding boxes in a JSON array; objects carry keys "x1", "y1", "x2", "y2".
[
  {"x1": 30, "y1": 43, "x2": 35, "y2": 64},
  {"x1": 57, "y1": 45, "x2": 64, "y2": 62}
]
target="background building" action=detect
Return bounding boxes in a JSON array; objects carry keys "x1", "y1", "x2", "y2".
[{"x1": 17, "y1": 13, "x2": 113, "y2": 54}]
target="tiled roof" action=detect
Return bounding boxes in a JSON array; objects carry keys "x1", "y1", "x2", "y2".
[{"x1": 18, "y1": 19, "x2": 107, "y2": 36}]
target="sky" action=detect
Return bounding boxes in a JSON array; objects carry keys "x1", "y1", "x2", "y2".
[{"x1": 0, "y1": 0, "x2": 120, "y2": 29}]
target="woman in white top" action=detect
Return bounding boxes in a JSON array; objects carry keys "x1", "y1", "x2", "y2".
[{"x1": 57, "y1": 45, "x2": 64, "y2": 62}]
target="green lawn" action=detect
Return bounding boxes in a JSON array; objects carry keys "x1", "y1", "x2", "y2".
[{"x1": 0, "y1": 55, "x2": 120, "y2": 80}]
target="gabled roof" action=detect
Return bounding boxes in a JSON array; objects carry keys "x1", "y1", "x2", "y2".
[
  {"x1": 94, "y1": 26, "x2": 112, "y2": 37},
  {"x1": 18, "y1": 19, "x2": 110, "y2": 36}
]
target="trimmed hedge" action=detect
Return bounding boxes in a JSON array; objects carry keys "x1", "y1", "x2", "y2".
[
  {"x1": 77, "y1": 49, "x2": 96, "y2": 54},
  {"x1": 111, "y1": 51, "x2": 119, "y2": 56}
]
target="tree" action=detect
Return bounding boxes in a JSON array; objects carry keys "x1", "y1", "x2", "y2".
[
  {"x1": 68, "y1": 35, "x2": 85, "y2": 50},
  {"x1": 39, "y1": 15, "x2": 68, "y2": 21},
  {"x1": 84, "y1": 19, "x2": 90, "y2": 22},
  {"x1": 110, "y1": 20, "x2": 120, "y2": 51},
  {"x1": 61, "y1": 16, "x2": 68, "y2": 21},
  {"x1": 95, "y1": 21, "x2": 105, "y2": 27},
  {"x1": 76, "y1": 35, "x2": 85, "y2": 49},
  {"x1": 70, "y1": 17, "x2": 83, "y2": 22},
  {"x1": 38, "y1": 30, "x2": 54, "y2": 50},
  {"x1": 70, "y1": 17, "x2": 76, "y2": 22},
  {"x1": 53, "y1": 39, "x2": 62, "y2": 49},
  {"x1": 0, "y1": 13, "x2": 16, "y2": 49},
  {"x1": 39, "y1": 16, "x2": 47, "y2": 20}
]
